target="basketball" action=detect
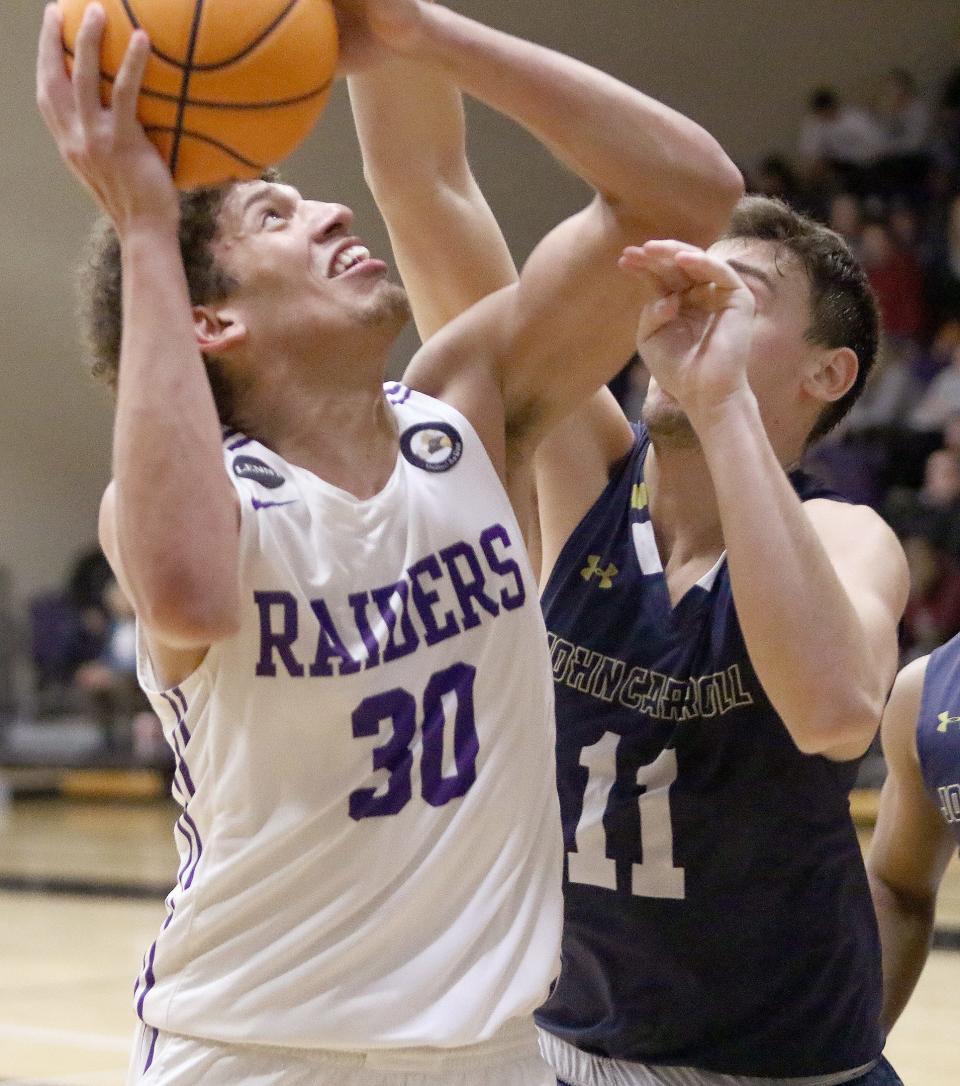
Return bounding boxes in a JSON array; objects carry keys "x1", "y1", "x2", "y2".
[{"x1": 58, "y1": 0, "x2": 339, "y2": 189}]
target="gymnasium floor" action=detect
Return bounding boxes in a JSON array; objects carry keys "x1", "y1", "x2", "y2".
[{"x1": 0, "y1": 789, "x2": 956, "y2": 1085}]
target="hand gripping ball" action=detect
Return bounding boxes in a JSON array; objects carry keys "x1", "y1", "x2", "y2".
[{"x1": 59, "y1": 0, "x2": 339, "y2": 188}]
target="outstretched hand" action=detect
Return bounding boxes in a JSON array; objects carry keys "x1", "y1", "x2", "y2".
[
  {"x1": 332, "y1": 0, "x2": 430, "y2": 73},
  {"x1": 619, "y1": 240, "x2": 756, "y2": 423},
  {"x1": 35, "y1": 2, "x2": 178, "y2": 233}
]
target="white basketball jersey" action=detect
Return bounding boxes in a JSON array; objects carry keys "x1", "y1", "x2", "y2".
[{"x1": 134, "y1": 383, "x2": 562, "y2": 1050}]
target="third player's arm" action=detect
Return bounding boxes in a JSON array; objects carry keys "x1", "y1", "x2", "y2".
[
  {"x1": 867, "y1": 657, "x2": 957, "y2": 1032},
  {"x1": 385, "y1": 2, "x2": 742, "y2": 459},
  {"x1": 348, "y1": 39, "x2": 518, "y2": 342}
]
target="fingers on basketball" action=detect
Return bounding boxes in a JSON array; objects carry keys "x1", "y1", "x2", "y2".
[{"x1": 57, "y1": 0, "x2": 339, "y2": 188}]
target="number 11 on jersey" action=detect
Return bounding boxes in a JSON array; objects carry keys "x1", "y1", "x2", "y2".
[{"x1": 568, "y1": 733, "x2": 685, "y2": 899}]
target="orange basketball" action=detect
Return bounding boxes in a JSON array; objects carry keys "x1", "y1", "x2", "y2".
[{"x1": 58, "y1": 0, "x2": 339, "y2": 189}]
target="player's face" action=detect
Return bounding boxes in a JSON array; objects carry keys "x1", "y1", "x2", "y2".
[
  {"x1": 210, "y1": 180, "x2": 409, "y2": 349},
  {"x1": 643, "y1": 238, "x2": 824, "y2": 448}
]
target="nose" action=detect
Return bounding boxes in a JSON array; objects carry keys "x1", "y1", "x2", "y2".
[{"x1": 307, "y1": 201, "x2": 353, "y2": 241}]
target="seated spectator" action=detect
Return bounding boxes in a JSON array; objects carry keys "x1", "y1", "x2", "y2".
[
  {"x1": 74, "y1": 577, "x2": 158, "y2": 754},
  {"x1": 888, "y1": 201, "x2": 934, "y2": 267},
  {"x1": 884, "y1": 448, "x2": 960, "y2": 557},
  {"x1": 860, "y1": 218, "x2": 926, "y2": 343},
  {"x1": 925, "y1": 191, "x2": 960, "y2": 329},
  {"x1": 899, "y1": 534, "x2": 960, "y2": 661},
  {"x1": 29, "y1": 545, "x2": 112, "y2": 714},
  {"x1": 798, "y1": 86, "x2": 883, "y2": 195},
  {"x1": 821, "y1": 337, "x2": 926, "y2": 502},
  {"x1": 911, "y1": 316, "x2": 960, "y2": 383},
  {"x1": 910, "y1": 326, "x2": 960, "y2": 431},
  {"x1": 846, "y1": 337, "x2": 925, "y2": 433},
  {"x1": 871, "y1": 68, "x2": 932, "y2": 200},
  {"x1": 828, "y1": 192, "x2": 864, "y2": 259},
  {"x1": 749, "y1": 154, "x2": 812, "y2": 214}
]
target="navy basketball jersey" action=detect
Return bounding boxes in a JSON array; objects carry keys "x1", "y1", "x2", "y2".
[
  {"x1": 917, "y1": 634, "x2": 960, "y2": 844},
  {"x1": 535, "y1": 425, "x2": 883, "y2": 1077}
]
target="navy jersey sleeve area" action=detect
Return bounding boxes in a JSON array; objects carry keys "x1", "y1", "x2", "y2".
[
  {"x1": 540, "y1": 425, "x2": 647, "y2": 617},
  {"x1": 536, "y1": 424, "x2": 883, "y2": 1077},
  {"x1": 918, "y1": 634, "x2": 960, "y2": 845},
  {"x1": 788, "y1": 465, "x2": 854, "y2": 505}
]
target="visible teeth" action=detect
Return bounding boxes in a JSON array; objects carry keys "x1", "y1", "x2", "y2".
[{"x1": 331, "y1": 244, "x2": 369, "y2": 277}]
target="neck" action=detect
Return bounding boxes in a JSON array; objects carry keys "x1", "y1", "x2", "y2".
[
  {"x1": 644, "y1": 421, "x2": 806, "y2": 565},
  {"x1": 232, "y1": 346, "x2": 400, "y2": 500},
  {"x1": 644, "y1": 438, "x2": 724, "y2": 565}
]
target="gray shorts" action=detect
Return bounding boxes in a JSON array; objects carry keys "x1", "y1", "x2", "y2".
[{"x1": 537, "y1": 1029, "x2": 878, "y2": 1086}]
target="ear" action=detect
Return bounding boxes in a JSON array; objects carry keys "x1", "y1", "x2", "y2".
[
  {"x1": 193, "y1": 305, "x2": 247, "y2": 355},
  {"x1": 802, "y1": 346, "x2": 858, "y2": 406}
]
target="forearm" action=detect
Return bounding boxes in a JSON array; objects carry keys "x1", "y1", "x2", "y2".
[
  {"x1": 868, "y1": 872, "x2": 935, "y2": 1032},
  {"x1": 348, "y1": 58, "x2": 516, "y2": 339},
  {"x1": 349, "y1": 57, "x2": 469, "y2": 200},
  {"x1": 112, "y1": 227, "x2": 239, "y2": 638},
  {"x1": 405, "y1": 4, "x2": 741, "y2": 241},
  {"x1": 695, "y1": 393, "x2": 884, "y2": 752}
]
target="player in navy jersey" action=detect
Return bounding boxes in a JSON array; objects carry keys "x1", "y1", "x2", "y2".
[
  {"x1": 867, "y1": 640, "x2": 960, "y2": 1038},
  {"x1": 36, "y1": 1, "x2": 741, "y2": 1082},
  {"x1": 537, "y1": 205, "x2": 910, "y2": 1086},
  {"x1": 353, "y1": 67, "x2": 910, "y2": 1077}
]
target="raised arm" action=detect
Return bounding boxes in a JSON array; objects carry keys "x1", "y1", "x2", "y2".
[
  {"x1": 352, "y1": 1, "x2": 742, "y2": 465},
  {"x1": 36, "y1": 4, "x2": 240, "y2": 669},
  {"x1": 348, "y1": 47, "x2": 518, "y2": 341},
  {"x1": 619, "y1": 241, "x2": 909, "y2": 760},
  {"x1": 867, "y1": 657, "x2": 957, "y2": 1032}
]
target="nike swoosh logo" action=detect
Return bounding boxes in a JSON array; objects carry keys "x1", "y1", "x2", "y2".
[{"x1": 251, "y1": 498, "x2": 300, "y2": 511}]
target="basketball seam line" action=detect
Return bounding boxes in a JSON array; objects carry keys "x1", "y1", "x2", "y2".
[
  {"x1": 69, "y1": 51, "x2": 333, "y2": 111},
  {"x1": 143, "y1": 126, "x2": 264, "y2": 170},
  {"x1": 119, "y1": 0, "x2": 304, "y2": 73},
  {"x1": 170, "y1": 0, "x2": 208, "y2": 178}
]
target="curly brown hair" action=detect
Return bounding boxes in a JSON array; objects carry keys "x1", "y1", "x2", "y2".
[
  {"x1": 721, "y1": 195, "x2": 880, "y2": 442},
  {"x1": 76, "y1": 171, "x2": 278, "y2": 427}
]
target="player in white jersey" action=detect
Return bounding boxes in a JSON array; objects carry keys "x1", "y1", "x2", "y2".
[{"x1": 36, "y1": 1, "x2": 742, "y2": 1083}]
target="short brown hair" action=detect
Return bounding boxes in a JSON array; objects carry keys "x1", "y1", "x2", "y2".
[
  {"x1": 722, "y1": 195, "x2": 879, "y2": 442},
  {"x1": 77, "y1": 173, "x2": 278, "y2": 427}
]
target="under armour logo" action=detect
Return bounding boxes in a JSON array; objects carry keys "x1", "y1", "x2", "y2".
[
  {"x1": 580, "y1": 555, "x2": 618, "y2": 589},
  {"x1": 937, "y1": 711, "x2": 960, "y2": 734}
]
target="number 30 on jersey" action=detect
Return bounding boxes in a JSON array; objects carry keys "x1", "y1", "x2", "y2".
[{"x1": 349, "y1": 662, "x2": 479, "y2": 819}]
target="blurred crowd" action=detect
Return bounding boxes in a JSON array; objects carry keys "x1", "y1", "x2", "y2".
[
  {"x1": 21, "y1": 546, "x2": 162, "y2": 756},
  {"x1": 727, "y1": 53, "x2": 960, "y2": 665}
]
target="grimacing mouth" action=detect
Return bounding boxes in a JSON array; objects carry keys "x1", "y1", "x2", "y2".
[{"x1": 327, "y1": 240, "x2": 371, "y2": 279}]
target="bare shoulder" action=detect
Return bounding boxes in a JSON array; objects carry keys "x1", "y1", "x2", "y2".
[
  {"x1": 401, "y1": 291, "x2": 510, "y2": 475},
  {"x1": 803, "y1": 498, "x2": 909, "y2": 604},
  {"x1": 803, "y1": 496, "x2": 901, "y2": 549},
  {"x1": 878, "y1": 654, "x2": 933, "y2": 785}
]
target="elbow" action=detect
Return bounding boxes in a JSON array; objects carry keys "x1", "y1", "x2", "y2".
[
  {"x1": 678, "y1": 145, "x2": 745, "y2": 246},
  {"x1": 708, "y1": 154, "x2": 746, "y2": 225},
  {"x1": 608, "y1": 142, "x2": 745, "y2": 249},
  {"x1": 787, "y1": 690, "x2": 884, "y2": 758}
]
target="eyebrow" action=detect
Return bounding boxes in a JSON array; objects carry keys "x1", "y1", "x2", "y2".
[
  {"x1": 238, "y1": 183, "x2": 273, "y2": 216},
  {"x1": 727, "y1": 259, "x2": 776, "y2": 293},
  {"x1": 238, "y1": 182, "x2": 294, "y2": 217}
]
